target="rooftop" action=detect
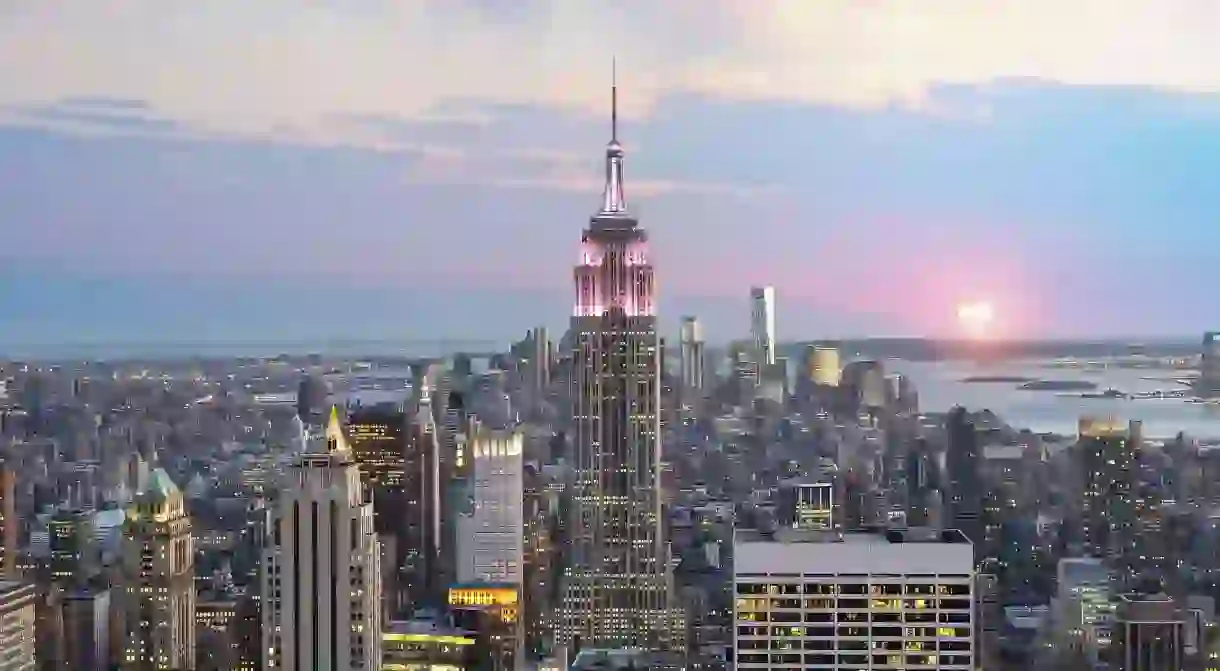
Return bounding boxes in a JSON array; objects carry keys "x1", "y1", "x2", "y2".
[
  {"x1": 1118, "y1": 592, "x2": 1183, "y2": 623},
  {"x1": 735, "y1": 527, "x2": 974, "y2": 576},
  {"x1": 144, "y1": 467, "x2": 181, "y2": 501},
  {"x1": 382, "y1": 617, "x2": 473, "y2": 637},
  {"x1": 570, "y1": 648, "x2": 686, "y2": 671}
]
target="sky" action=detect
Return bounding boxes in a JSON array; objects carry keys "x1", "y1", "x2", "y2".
[{"x1": 3, "y1": 1, "x2": 1220, "y2": 348}]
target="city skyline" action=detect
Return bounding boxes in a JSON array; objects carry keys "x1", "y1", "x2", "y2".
[{"x1": 4, "y1": 2, "x2": 1220, "y2": 344}]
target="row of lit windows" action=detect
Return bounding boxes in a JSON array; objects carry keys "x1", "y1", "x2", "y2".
[
  {"x1": 732, "y1": 617, "x2": 971, "y2": 639},
  {"x1": 738, "y1": 597, "x2": 971, "y2": 611},
  {"x1": 738, "y1": 638, "x2": 971, "y2": 652},
  {"x1": 737, "y1": 582, "x2": 971, "y2": 596},
  {"x1": 739, "y1": 625, "x2": 969, "y2": 639},
  {"x1": 737, "y1": 652, "x2": 972, "y2": 667}
]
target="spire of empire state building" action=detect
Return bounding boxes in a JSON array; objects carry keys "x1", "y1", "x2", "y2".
[
  {"x1": 559, "y1": 63, "x2": 679, "y2": 650},
  {"x1": 600, "y1": 59, "x2": 628, "y2": 216}
]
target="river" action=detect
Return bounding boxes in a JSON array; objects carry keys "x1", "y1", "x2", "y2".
[{"x1": 887, "y1": 359, "x2": 1220, "y2": 439}]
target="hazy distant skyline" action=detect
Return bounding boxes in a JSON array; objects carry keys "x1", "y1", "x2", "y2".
[{"x1": 3, "y1": 2, "x2": 1220, "y2": 345}]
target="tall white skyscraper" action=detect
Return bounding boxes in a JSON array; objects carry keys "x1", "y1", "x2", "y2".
[
  {"x1": 749, "y1": 286, "x2": 777, "y2": 367},
  {"x1": 262, "y1": 407, "x2": 382, "y2": 671},
  {"x1": 457, "y1": 427, "x2": 524, "y2": 584},
  {"x1": 678, "y1": 316, "x2": 706, "y2": 396}
]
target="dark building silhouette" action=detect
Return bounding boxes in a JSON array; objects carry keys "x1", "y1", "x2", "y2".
[
  {"x1": 295, "y1": 375, "x2": 328, "y2": 424},
  {"x1": 946, "y1": 406, "x2": 983, "y2": 565}
]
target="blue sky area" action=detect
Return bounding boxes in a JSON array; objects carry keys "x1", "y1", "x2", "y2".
[{"x1": 2, "y1": 3, "x2": 1219, "y2": 346}]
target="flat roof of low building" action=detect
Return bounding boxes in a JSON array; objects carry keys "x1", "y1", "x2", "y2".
[
  {"x1": 570, "y1": 648, "x2": 686, "y2": 671},
  {"x1": 735, "y1": 527, "x2": 974, "y2": 576}
]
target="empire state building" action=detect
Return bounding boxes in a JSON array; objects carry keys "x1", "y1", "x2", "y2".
[{"x1": 559, "y1": 77, "x2": 673, "y2": 650}]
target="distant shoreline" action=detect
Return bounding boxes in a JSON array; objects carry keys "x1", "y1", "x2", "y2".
[{"x1": 0, "y1": 335, "x2": 1207, "y2": 364}]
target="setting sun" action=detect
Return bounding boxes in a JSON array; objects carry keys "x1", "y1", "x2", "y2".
[{"x1": 957, "y1": 300, "x2": 996, "y2": 338}]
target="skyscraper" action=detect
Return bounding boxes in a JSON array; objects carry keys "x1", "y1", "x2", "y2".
[
  {"x1": 749, "y1": 286, "x2": 777, "y2": 367},
  {"x1": 457, "y1": 427, "x2": 524, "y2": 585},
  {"x1": 1115, "y1": 593, "x2": 1183, "y2": 671},
  {"x1": 261, "y1": 407, "x2": 382, "y2": 671},
  {"x1": 1077, "y1": 417, "x2": 1140, "y2": 583},
  {"x1": 346, "y1": 404, "x2": 407, "y2": 618},
  {"x1": 527, "y1": 327, "x2": 552, "y2": 398},
  {"x1": 1198, "y1": 331, "x2": 1220, "y2": 397},
  {"x1": 296, "y1": 374, "x2": 329, "y2": 425},
  {"x1": 560, "y1": 73, "x2": 671, "y2": 650},
  {"x1": 346, "y1": 405, "x2": 407, "y2": 530},
  {"x1": 946, "y1": 406, "x2": 983, "y2": 563},
  {"x1": 678, "y1": 316, "x2": 705, "y2": 398},
  {"x1": 402, "y1": 384, "x2": 446, "y2": 611},
  {"x1": 806, "y1": 344, "x2": 841, "y2": 387},
  {"x1": 122, "y1": 468, "x2": 196, "y2": 670}
]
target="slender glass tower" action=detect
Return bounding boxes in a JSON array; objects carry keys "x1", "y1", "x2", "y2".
[
  {"x1": 749, "y1": 285, "x2": 777, "y2": 367},
  {"x1": 560, "y1": 71, "x2": 671, "y2": 650}
]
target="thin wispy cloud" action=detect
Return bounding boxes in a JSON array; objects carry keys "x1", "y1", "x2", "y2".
[
  {"x1": 3, "y1": 1, "x2": 1220, "y2": 339},
  {"x1": 0, "y1": 97, "x2": 190, "y2": 139},
  {"x1": 3, "y1": 1, "x2": 1220, "y2": 146}
]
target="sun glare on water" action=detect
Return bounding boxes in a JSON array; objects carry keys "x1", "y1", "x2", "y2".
[{"x1": 957, "y1": 301, "x2": 996, "y2": 339}]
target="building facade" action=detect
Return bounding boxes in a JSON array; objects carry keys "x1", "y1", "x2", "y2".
[
  {"x1": 261, "y1": 407, "x2": 382, "y2": 671},
  {"x1": 458, "y1": 427, "x2": 524, "y2": 585},
  {"x1": 733, "y1": 528, "x2": 975, "y2": 670},
  {"x1": 1114, "y1": 593, "x2": 1183, "y2": 671},
  {"x1": 1076, "y1": 417, "x2": 1141, "y2": 583},
  {"x1": 346, "y1": 404, "x2": 407, "y2": 618},
  {"x1": 62, "y1": 585, "x2": 111, "y2": 671},
  {"x1": 807, "y1": 345, "x2": 841, "y2": 388},
  {"x1": 0, "y1": 581, "x2": 35, "y2": 671}
]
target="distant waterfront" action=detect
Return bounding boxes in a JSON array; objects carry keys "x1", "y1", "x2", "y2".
[
  {"x1": 0, "y1": 339, "x2": 495, "y2": 361},
  {"x1": 8, "y1": 340, "x2": 1220, "y2": 440},
  {"x1": 890, "y1": 359, "x2": 1220, "y2": 440}
]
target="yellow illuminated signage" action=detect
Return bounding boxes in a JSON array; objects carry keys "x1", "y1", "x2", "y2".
[
  {"x1": 447, "y1": 587, "x2": 518, "y2": 607},
  {"x1": 381, "y1": 633, "x2": 475, "y2": 646}
]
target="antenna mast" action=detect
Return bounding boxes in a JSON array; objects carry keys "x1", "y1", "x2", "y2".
[{"x1": 611, "y1": 57, "x2": 618, "y2": 143}]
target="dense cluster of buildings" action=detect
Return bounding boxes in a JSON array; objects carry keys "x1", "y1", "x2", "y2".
[{"x1": 0, "y1": 83, "x2": 1220, "y2": 671}]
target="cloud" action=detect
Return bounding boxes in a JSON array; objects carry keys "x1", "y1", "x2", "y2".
[
  {"x1": 0, "y1": 97, "x2": 190, "y2": 138},
  {"x1": 397, "y1": 139, "x2": 779, "y2": 199},
  {"x1": 3, "y1": 0, "x2": 1220, "y2": 146}
]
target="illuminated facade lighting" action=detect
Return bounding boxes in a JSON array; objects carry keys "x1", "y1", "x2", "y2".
[
  {"x1": 121, "y1": 468, "x2": 196, "y2": 670},
  {"x1": 559, "y1": 70, "x2": 675, "y2": 650}
]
